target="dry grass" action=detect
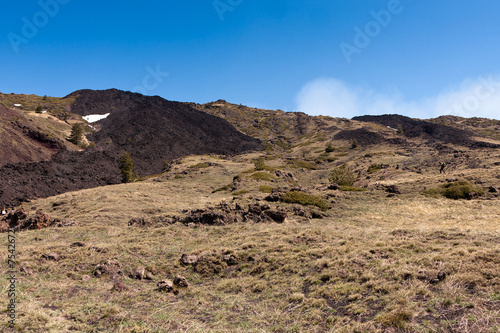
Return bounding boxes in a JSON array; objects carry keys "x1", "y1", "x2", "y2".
[{"x1": 1, "y1": 149, "x2": 499, "y2": 332}]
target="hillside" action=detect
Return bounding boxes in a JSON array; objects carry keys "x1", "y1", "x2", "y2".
[
  {"x1": 0, "y1": 90, "x2": 262, "y2": 207},
  {"x1": 1, "y1": 92, "x2": 500, "y2": 331},
  {"x1": 0, "y1": 93, "x2": 79, "y2": 166},
  {"x1": 1, "y1": 148, "x2": 498, "y2": 332}
]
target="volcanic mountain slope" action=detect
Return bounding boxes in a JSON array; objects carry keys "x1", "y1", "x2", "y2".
[
  {"x1": 195, "y1": 100, "x2": 500, "y2": 151},
  {"x1": 66, "y1": 89, "x2": 263, "y2": 175},
  {"x1": 0, "y1": 95, "x2": 78, "y2": 166},
  {"x1": 0, "y1": 90, "x2": 262, "y2": 207}
]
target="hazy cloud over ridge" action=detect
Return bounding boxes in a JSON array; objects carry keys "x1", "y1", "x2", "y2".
[{"x1": 295, "y1": 76, "x2": 500, "y2": 119}]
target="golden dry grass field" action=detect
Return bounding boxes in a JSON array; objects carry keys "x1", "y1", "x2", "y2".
[{"x1": 1, "y1": 150, "x2": 499, "y2": 332}]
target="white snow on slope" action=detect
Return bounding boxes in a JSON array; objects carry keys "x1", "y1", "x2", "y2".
[{"x1": 83, "y1": 113, "x2": 110, "y2": 123}]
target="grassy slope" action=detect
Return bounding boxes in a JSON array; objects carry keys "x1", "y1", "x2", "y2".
[
  {"x1": 0, "y1": 93, "x2": 84, "y2": 165},
  {"x1": 2, "y1": 149, "x2": 499, "y2": 332}
]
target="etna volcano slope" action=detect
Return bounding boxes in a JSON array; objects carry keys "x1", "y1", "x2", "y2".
[
  {"x1": 66, "y1": 89, "x2": 263, "y2": 175},
  {"x1": 0, "y1": 90, "x2": 262, "y2": 207}
]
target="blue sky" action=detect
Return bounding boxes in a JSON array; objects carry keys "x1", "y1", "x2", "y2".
[{"x1": 1, "y1": 0, "x2": 500, "y2": 119}]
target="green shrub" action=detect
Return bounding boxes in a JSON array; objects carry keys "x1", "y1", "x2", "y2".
[
  {"x1": 339, "y1": 186, "x2": 367, "y2": 192},
  {"x1": 251, "y1": 172, "x2": 275, "y2": 181},
  {"x1": 232, "y1": 190, "x2": 250, "y2": 196},
  {"x1": 423, "y1": 180, "x2": 484, "y2": 200},
  {"x1": 351, "y1": 139, "x2": 359, "y2": 149},
  {"x1": 282, "y1": 191, "x2": 329, "y2": 211},
  {"x1": 316, "y1": 153, "x2": 336, "y2": 163},
  {"x1": 259, "y1": 185, "x2": 273, "y2": 193},
  {"x1": 329, "y1": 164, "x2": 358, "y2": 186},
  {"x1": 253, "y1": 157, "x2": 265, "y2": 171},
  {"x1": 367, "y1": 164, "x2": 382, "y2": 174},
  {"x1": 35, "y1": 105, "x2": 43, "y2": 113},
  {"x1": 212, "y1": 184, "x2": 232, "y2": 193},
  {"x1": 189, "y1": 162, "x2": 210, "y2": 169},
  {"x1": 288, "y1": 159, "x2": 317, "y2": 170}
]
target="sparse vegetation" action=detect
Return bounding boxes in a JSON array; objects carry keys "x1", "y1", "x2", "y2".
[
  {"x1": 288, "y1": 159, "x2": 317, "y2": 170},
  {"x1": 351, "y1": 138, "x2": 359, "y2": 149},
  {"x1": 329, "y1": 164, "x2": 358, "y2": 186},
  {"x1": 251, "y1": 171, "x2": 275, "y2": 181},
  {"x1": 259, "y1": 185, "x2": 273, "y2": 193},
  {"x1": 423, "y1": 180, "x2": 485, "y2": 199},
  {"x1": 282, "y1": 190, "x2": 329, "y2": 211},
  {"x1": 212, "y1": 184, "x2": 232, "y2": 193},
  {"x1": 339, "y1": 186, "x2": 367, "y2": 192},
  {"x1": 189, "y1": 162, "x2": 210, "y2": 169},
  {"x1": 253, "y1": 157, "x2": 265, "y2": 171},
  {"x1": 232, "y1": 189, "x2": 249, "y2": 195},
  {"x1": 368, "y1": 163, "x2": 383, "y2": 174}
]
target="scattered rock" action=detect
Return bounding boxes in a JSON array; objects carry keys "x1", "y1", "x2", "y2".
[
  {"x1": 157, "y1": 279, "x2": 174, "y2": 292},
  {"x1": 82, "y1": 275, "x2": 91, "y2": 281},
  {"x1": 262, "y1": 208, "x2": 287, "y2": 223},
  {"x1": 131, "y1": 266, "x2": 146, "y2": 280},
  {"x1": 88, "y1": 246, "x2": 108, "y2": 253},
  {"x1": 328, "y1": 184, "x2": 340, "y2": 190},
  {"x1": 112, "y1": 281, "x2": 129, "y2": 292},
  {"x1": 264, "y1": 192, "x2": 281, "y2": 202},
  {"x1": 222, "y1": 254, "x2": 239, "y2": 266},
  {"x1": 467, "y1": 192, "x2": 480, "y2": 200},
  {"x1": 145, "y1": 272, "x2": 155, "y2": 280},
  {"x1": 180, "y1": 254, "x2": 199, "y2": 266},
  {"x1": 488, "y1": 186, "x2": 498, "y2": 193},
  {"x1": 20, "y1": 265, "x2": 33, "y2": 275},
  {"x1": 41, "y1": 253, "x2": 60, "y2": 261},
  {"x1": 384, "y1": 185, "x2": 402, "y2": 194},
  {"x1": 128, "y1": 217, "x2": 152, "y2": 227},
  {"x1": 417, "y1": 270, "x2": 447, "y2": 284},
  {"x1": 0, "y1": 208, "x2": 79, "y2": 232},
  {"x1": 70, "y1": 241, "x2": 86, "y2": 248},
  {"x1": 94, "y1": 259, "x2": 123, "y2": 278},
  {"x1": 173, "y1": 275, "x2": 189, "y2": 288}
]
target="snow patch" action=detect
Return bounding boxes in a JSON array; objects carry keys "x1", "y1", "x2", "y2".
[{"x1": 83, "y1": 113, "x2": 110, "y2": 123}]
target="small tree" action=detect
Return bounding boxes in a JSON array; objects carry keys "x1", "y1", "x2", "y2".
[
  {"x1": 350, "y1": 139, "x2": 359, "y2": 149},
  {"x1": 68, "y1": 123, "x2": 84, "y2": 145},
  {"x1": 35, "y1": 105, "x2": 43, "y2": 113},
  {"x1": 397, "y1": 123, "x2": 404, "y2": 135},
  {"x1": 120, "y1": 152, "x2": 136, "y2": 183}
]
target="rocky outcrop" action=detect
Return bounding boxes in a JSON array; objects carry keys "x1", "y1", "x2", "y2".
[{"x1": 0, "y1": 208, "x2": 77, "y2": 232}]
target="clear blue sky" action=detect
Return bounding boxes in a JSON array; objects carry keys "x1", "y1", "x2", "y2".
[{"x1": 1, "y1": 0, "x2": 500, "y2": 119}]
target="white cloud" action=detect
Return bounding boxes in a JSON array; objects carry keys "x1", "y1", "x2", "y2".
[{"x1": 295, "y1": 76, "x2": 500, "y2": 119}]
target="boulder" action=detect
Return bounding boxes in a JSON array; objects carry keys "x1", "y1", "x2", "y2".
[
  {"x1": 112, "y1": 281, "x2": 129, "y2": 292},
  {"x1": 173, "y1": 275, "x2": 189, "y2": 288},
  {"x1": 94, "y1": 259, "x2": 123, "y2": 278},
  {"x1": 180, "y1": 254, "x2": 199, "y2": 266},
  {"x1": 157, "y1": 279, "x2": 174, "y2": 292},
  {"x1": 131, "y1": 266, "x2": 146, "y2": 280},
  {"x1": 263, "y1": 208, "x2": 287, "y2": 223}
]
